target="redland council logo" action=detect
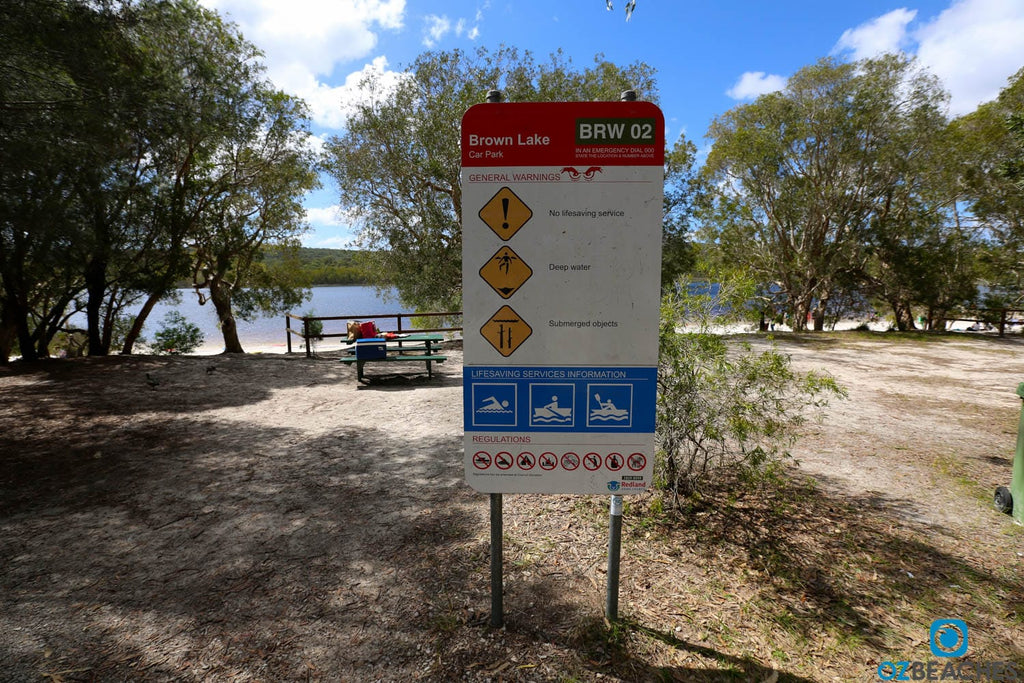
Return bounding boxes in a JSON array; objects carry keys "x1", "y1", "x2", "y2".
[{"x1": 876, "y1": 619, "x2": 1020, "y2": 681}]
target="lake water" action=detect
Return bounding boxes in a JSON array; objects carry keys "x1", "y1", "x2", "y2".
[{"x1": 137, "y1": 285, "x2": 406, "y2": 354}]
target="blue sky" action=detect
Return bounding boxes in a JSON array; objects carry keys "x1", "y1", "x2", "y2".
[{"x1": 198, "y1": 0, "x2": 1024, "y2": 248}]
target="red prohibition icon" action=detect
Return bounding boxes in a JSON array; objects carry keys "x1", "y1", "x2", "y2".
[
  {"x1": 583, "y1": 452, "x2": 602, "y2": 471},
  {"x1": 539, "y1": 452, "x2": 558, "y2": 470},
  {"x1": 605, "y1": 452, "x2": 624, "y2": 471},
  {"x1": 473, "y1": 451, "x2": 492, "y2": 470},
  {"x1": 561, "y1": 452, "x2": 580, "y2": 470},
  {"x1": 494, "y1": 451, "x2": 513, "y2": 470},
  {"x1": 628, "y1": 452, "x2": 647, "y2": 471},
  {"x1": 517, "y1": 451, "x2": 536, "y2": 470}
]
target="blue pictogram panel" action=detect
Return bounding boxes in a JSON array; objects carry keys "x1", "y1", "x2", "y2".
[
  {"x1": 464, "y1": 366, "x2": 656, "y2": 433},
  {"x1": 529, "y1": 383, "x2": 575, "y2": 428},
  {"x1": 471, "y1": 383, "x2": 518, "y2": 427}
]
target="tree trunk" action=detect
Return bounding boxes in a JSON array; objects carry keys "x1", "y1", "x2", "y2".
[
  {"x1": 84, "y1": 256, "x2": 108, "y2": 356},
  {"x1": 0, "y1": 299, "x2": 15, "y2": 364},
  {"x1": 812, "y1": 307, "x2": 826, "y2": 331},
  {"x1": 121, "y1": 292, "x2": 162, "y2": 355},
  {"x1": 209, "y1": 280, "x2": 244, "y2": 353},
  {"x1": 891, "y1": 300, "x2": 916, "y2": 331},
  {"x1": 792, "y1": 297, "x2": 811, "y2": 332}
]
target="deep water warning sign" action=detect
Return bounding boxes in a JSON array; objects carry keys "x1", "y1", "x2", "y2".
[{"x1": 461, "y1": 101, "x2": 664, "y2": 495}]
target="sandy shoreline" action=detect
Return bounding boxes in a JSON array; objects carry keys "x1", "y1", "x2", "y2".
[
  {"x1": 1, "y1": 332, "x2": 1022, "y2": 680},
  {"x1": 190, "y1": 318, "x2": 1018, "y2": 357}
]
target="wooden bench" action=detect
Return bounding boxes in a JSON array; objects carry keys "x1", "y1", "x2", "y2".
[
  {"x1": 339, "y1": 354, "x2": 448, "y2": 381},
  {"x1": 340, "y1": 344, "x2": 432, "y2": 355}
]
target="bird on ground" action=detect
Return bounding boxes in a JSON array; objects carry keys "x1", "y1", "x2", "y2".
[{"x1": 145, "y1": 372, "x2": 160, "y2": 389}]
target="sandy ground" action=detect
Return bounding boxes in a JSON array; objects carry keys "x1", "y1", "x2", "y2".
[{"x1": 1, "y1": 333, "x2": 1022, "y2": 681}]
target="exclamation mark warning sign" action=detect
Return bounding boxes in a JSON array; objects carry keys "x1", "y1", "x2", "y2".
[{"x1": 479, "y1": 187, "x2": 532, "y2": 240}]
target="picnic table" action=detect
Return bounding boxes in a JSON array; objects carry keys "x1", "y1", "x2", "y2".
[{"x1": 338, "y1": 333, "x2": 447, "y2": 381}]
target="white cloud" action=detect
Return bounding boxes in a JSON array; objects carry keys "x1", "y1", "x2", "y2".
[
  {"x1": 308, "y1": 233, "x2": 360, "y2": 249},
  {"x1": 913, "y1": 0, "x2": 1024, "y2": 115},
  {"x1": 832, "y1": 0, "x2": 1024, "y2": 115},
  {"x1": 288, "y1": 56, "x2": 409, "y2": 130},
  {"x1": 203, "y1": 0, "x2": 404, "y2": 72},
  {"x1": 422, "y1": 14, "x2": 451, "y2": 47},
  {"x1": 726, "y1": 71, "x2": 787, "y2": 100},
  {"x1": 833, "y1": 8, "x2": 917, "y2": 61},
  {"x1": 303, "y1": 205, "x2": 363, "y2": 247},
  {"x1": 421, "y1": 13, "x2": 480, "y2": 47},
  {"x1": 197, "y1": 0, "x2": 406, "y2": 129},
  {"x1": 305, "y1": 205, "x2": 348, "y2": 227}
]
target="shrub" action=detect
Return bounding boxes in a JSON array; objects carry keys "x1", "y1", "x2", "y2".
[
  {"x1": 152, "y1": 311, "x2": 204, "y2": 355},
  {"x1": 656, "y1": 275, "x2": 845, "y2": 506},
  {"x1": 302, "y1": 310, "x2": 324, "y2": 353}
]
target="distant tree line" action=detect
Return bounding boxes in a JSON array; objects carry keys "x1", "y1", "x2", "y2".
[
  {"x1": 263, "y1": 248, "x2": 370, "y2": 287},
  {"x1": 700, "y1": 56, "x2": 1024, "y2": 331},
  {"x1": 331, "y1": 48, "x2": 1023, "y2": 331},
  {"x1": 0, "y1": 0, "x2": 319, "y2": 361},
  {"x1": 4, "y1": 3, "x2": 1022, "y2": 362}
]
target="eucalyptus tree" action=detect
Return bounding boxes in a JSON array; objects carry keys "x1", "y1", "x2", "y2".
[
  {"x1": 853, "y1": 55, "x2": 977, "y2": 329},
  {"x1": 109, "y1": 0, "x2": 318, "y2": 355},
  {"x1": 958, "y1": 68, "x2": 1024, "y2": 308},
  {"x1": 0, "y1": 0, "x2": 319, "y2": 361},
  {"x1": 324, "y1": 46, "x2": 661, "y2": 312},
  {"x1": 0, "y1": 0, "x2": 144, "y2": 361},
  {"x1": 702, "y1": 55, "x2": 970, "y2": 330},
  {"x1": 187, "y1": 89, "x2": 319, "y2": 354},
  {"x1": 702, "y1": 59, "x2": 874, "y2": 330},
  {"x1": 661, "y1": 136, "x2": 702, "y2": 290}
]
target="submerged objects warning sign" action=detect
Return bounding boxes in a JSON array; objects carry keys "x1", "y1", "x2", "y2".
[{"x1": 461, "y1": 101, "x2": 664, "y2": 495}]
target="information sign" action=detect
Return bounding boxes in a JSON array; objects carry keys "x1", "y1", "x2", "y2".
[{"x1": 462, "y1": 101, "x2": 664, "y2": 494}]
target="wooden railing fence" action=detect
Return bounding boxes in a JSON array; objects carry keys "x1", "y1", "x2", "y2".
[{"x1": 935, "y1": 308, "x2": 1024, "y2": 337}]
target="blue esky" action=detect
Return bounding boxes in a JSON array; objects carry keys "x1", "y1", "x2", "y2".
[{"x1": 198, "y1": 0, "x2": 1024, "y2": 248}]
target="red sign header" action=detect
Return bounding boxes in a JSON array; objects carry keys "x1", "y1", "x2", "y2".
[{"x1": 461, "y1": 101, "x2": 664, "y2": 167}]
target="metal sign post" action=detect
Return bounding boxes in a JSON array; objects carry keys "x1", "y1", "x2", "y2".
[{"x1": 462, "y1": 92, "x2": 664, "y2": 625}]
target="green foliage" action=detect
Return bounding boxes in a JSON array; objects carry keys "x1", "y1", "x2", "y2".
[
  {"x1": 960, "y1": 67, "x2": 1024, "y2": 307},
  {"x1": 151, "y1": 311, "x2": 204, "y2": 355},
  {"x1": 656, "y1": 273, "x2": 845, "y2": 503},
  {"x1": 701, "y1": 54, "x2": 968, "y2": 330},
  {"x1": 0, "y1": 0, "x2": 318, "y2": 361},
  {"x1": 661, "y1": 136, "x2": 702, "y2": 290},
  {"x1": 262, "y1": 248, "x2": 369, "y2": 285},
  {"x1": 325, "y1": 45, "x2": 669, "y2": 312}
]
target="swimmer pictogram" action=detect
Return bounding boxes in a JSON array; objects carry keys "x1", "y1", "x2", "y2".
[{"x1": 472, "y1": 383, "x2": 517, "y2": 427}]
